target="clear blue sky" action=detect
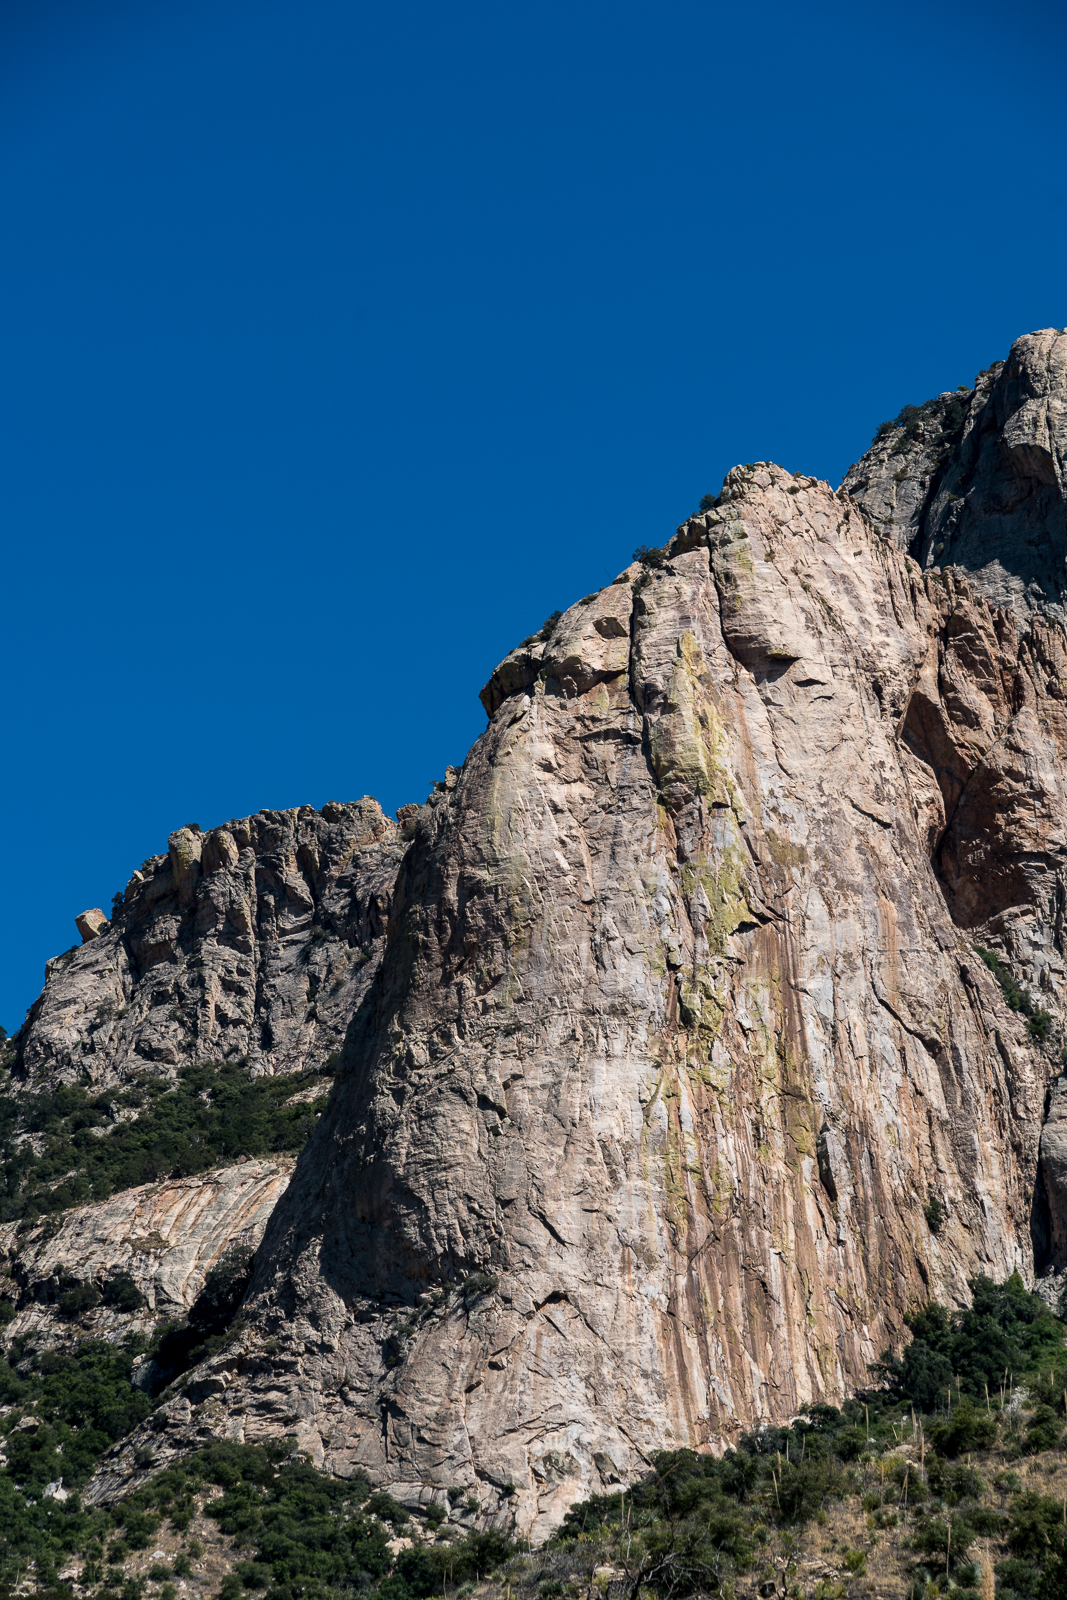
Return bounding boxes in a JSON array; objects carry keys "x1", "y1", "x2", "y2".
[{"x1": 2, "y1": 0, "x2": 1066, "y2": 1033}]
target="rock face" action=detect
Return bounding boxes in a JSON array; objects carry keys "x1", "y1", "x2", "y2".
[
  {"x1": 16, "y1": 799, "x2": 407, "y2": 1090},
  {"x1": 125, "y1": 459, "x2": 1065, "y2": 1540},
  {"x1": 10, "y1": 331, "x2": 1067, "y2": 1543},
  {"x1": 1, "y1": 1157, "x2": 293, "y2": 1332},
  {"x1": 843, "y1": 328, "x2": 1067, "y2": 619}
]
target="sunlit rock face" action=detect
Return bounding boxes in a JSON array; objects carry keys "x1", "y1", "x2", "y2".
[
  {"x1": 16, "y1": 799, "x2": 406, "y2": 1091},
  {"x1": 13, "y1": 330, "x2": 1067, "y2": 1542},
  {"x1": 185, "y1": 461, "x2": 1064, "y2": 1540}
]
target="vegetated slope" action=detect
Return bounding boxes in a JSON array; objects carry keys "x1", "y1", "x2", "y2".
[
  {"x1": 3, "y1": 1274, "x2": 1067, "y2": 1600},
  {"x1": 0, "y1": 1056, "x2": 332, "y2": 1223}
]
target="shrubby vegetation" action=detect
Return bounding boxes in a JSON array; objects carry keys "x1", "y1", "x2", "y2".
[
  {"x1": 534, "y1": 1276, "x2": 1067, "y2": 1600},
  {"x1": 975, "y1": 946, "x2": 1055, "y2": 1043},
  {"x1": 0, "y1": 1430, "x2": 518, "y2": 1600},
  {"x1": 871, "y1": 393, "x2": 971, "y2": 451},
  {"x1": 2, "y1": 1259, "x2": 1067, "y2": 1598},
  {"x1": 0, "y1": 1061, "x2": 332, "y2": 1222}
]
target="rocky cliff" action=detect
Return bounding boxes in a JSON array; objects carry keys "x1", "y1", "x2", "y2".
[
  {"x1": 17, "y1": 797, "x2": 407, "y2": 1090},
  {"x1": 842, "y1": 327, "x2": 1067, "y2": 619},
  {"x1": 7, "y1": 329, "x2": 1067, "y2": 1546}
]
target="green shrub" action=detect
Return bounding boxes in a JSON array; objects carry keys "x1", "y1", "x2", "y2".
[
  {"x1": 879, "y1": 1273, "x2": 1064, "y2": 1406},
  {"x1": 1025, "y1": 1404, "x2": 1063, "y2": 1453},
  {"x1": 57, "y1": 1281, "x2": 102, "y2": 1319},
  {"x1": 102, "y1": 1271, "x2": 147, "y2": 1313},
  {"x1": 931, "y1": 1398, "x2": 998, "y2": 1457},
  {"x1": 974, "y1": 947, "x2": 1054, "y2": 1045},
  {"x1": 365, "y1": 1491, "x2": 410, "y2": 1525},
  {"x1": 941, "y1": 398, "x2": 968, "y2": 435},
  {"x1": 0, "y1": 1060, "x2": 333, "y2": 1222}
]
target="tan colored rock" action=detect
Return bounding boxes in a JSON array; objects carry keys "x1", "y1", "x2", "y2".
[
  {"x1": 135, "y1": 464, "x2": 1060, "y2": 1539},
  {"x1": 75, "y1": 908, "x2": 108, "y2": 943},
  {"x1": 15, "y1": 799, "x2": 408, "y2": 1090},
  {"x1": 0, "y1": 1157, "x2": 293, "y2": 1335}
]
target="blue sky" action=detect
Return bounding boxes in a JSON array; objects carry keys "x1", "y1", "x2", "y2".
[{"x1": 2, "y1": 0, "x2": 1066, "y2": 1032}]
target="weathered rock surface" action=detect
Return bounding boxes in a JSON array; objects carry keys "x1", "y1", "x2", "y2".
[
  {"x1": 843, "y1": 328, "x2": 1067, "y2": 619},
  {"x1": 116, "y1": 460, "x2": 1065, "y2": 1540},
  {"x1": 16, "y1": 799, "x2": 407, "y2": 1089},
  {"x1": 12, "y1": 332, "x2": 1067, "y2": 1543},
  {"x1": 0, "y1": 1157, "x2": 292, "y2": 1333}
]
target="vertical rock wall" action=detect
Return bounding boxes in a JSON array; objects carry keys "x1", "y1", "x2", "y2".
[
  {"x1": 843, "y1": 327, "x2": 1067, "y2": 620},
  {"x1": 15, "y1": 799, "x2": 407, "y2": 1089},
  {"x1": 174, "y1": 466, "x2": 1064, "y2": 1540}
]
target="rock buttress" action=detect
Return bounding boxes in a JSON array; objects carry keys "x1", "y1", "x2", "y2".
[{"x1": 184, "y1": 466, "x2": 1058, "y2": 1540}]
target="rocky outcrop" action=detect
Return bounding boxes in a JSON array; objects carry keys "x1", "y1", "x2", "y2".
[
  {"x1": 11, "y1": 332, "x2": 1067, "y2": 1545},
  {"x1": 1, "y1": 1157, "x2": 292, "y2": 1334},
  {"x1": 843, "y1": 328, "x2": 1067, "y2": 620},
  {"x1": 109, "y1": 461, "x2": 1062, "y2": 1540},
  {"x1": 16, "y1": 799, "x2": 408, "y2": 1090}
]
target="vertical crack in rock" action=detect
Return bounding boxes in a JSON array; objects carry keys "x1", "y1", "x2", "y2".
[
  {"x1": 10, "y1": 333, "x2": 1067, "y2": 1539},
  {"x1": 151, "y1": 462, "x2": 1061, "y2": 1540}
]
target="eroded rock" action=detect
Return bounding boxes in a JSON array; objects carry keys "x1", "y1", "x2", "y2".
[
  {"x1": 15, "y1": 799, "x2": 410, "y2": 1090},
  {"x1": 151, "y1": 463, "x2": 1062, "y2": 1540}
]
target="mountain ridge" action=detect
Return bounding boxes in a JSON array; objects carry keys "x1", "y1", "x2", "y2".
[{"x1": 5, "y1": 331, "x2": 1067, "y2": 1557}]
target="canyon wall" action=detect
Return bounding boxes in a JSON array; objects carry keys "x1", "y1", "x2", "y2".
[
  {"x1": 17, "y1": 797, "x2": 406, "y2": 1090},
  {"x1": 147, "y1": 461, "x2": 1067, "y2": 1540}
]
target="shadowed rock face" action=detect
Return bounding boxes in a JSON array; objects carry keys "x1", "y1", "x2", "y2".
[
  {"x1": 127, "y1": 462, "x2": 1064, "y2": 1540},
  {"x1": 16, "y1": 799, "x2": 407, "y2": 1090},
  {"x1": 843, "y1": 328, "x2": 1067, "y2": 620}
]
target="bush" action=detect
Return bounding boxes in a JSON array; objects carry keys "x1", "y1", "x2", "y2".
[
  {"x1": 0, "y1": 1060, "x2": 333, "y2": 1222},
  {"x1": 879, "y1": 1273, "x2": 1064, "y2": 1406},
  {"x1": 931, "y1": 1398, "x2": 998, "y2": 1458},
  {"x1": 102, "y1": 1271, "x2": 146, "y2": 1313},
  {"x1": 57, "y1": 1282, "x2": 102, "y2": 1319},
  {"x1": 941, "y1": 398, "x2": 968, "y2": 435},
  {"x1": 1025, "y1": 1404, "x2": 1063, "y2": 1453},
  {"x1": 365, "y1": 1491, "x2": 410, "y2": 1525}
]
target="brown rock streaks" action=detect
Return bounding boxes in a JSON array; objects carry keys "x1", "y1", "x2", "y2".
[{"x1": 174, "y1": 464, "x2": 1061, "y2": 1538}]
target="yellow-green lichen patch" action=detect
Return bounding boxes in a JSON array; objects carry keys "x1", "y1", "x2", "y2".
[
  {"x1": 679, "y1": 837, "x2": 751, "y2": 956},
  {"x1": 649, "y1": 632, "x2": 735, "y2": 811},
  {"x1": 764, "y1": 829, "x2": 808, "y2": 869}
]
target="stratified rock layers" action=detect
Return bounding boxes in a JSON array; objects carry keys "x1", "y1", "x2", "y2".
[{"x1": 195, "y1": 466, "x2": 1061, "y2": 1539}]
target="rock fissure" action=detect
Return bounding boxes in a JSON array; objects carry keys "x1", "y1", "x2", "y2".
[{"x1": 11, "y1": 336, "x2": 1067, "y2": 1539}]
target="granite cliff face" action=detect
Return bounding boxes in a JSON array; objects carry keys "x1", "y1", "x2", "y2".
[
  {"x1": 9, "y1": 330, "x2": 1067, "y2": 1542},
  {"x1": 18, "y1": 798, "x2": 406, "y2": 1091},
  {"x1": 124, "y1": 463, "x2": 1067, "y2": 1537},
  {"x1": 843, "y1": 327, "x2": 1067, "y2": 619}
]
